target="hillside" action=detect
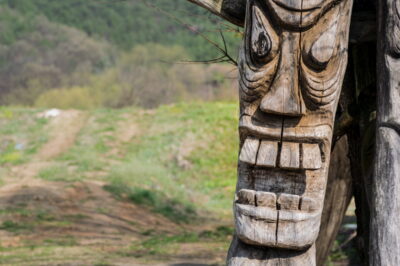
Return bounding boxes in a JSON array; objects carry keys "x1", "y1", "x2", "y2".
[
  {"x1": 0, "y1": 103, "x2": 238, "y2": 264},
  {"x1": 0, "y1": 0, "x2": 240, "y2": 108},
  {"x1": 0, "y1": 0, "x2": 241, "y2": 60}
]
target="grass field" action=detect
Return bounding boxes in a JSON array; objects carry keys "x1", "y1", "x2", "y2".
[{"x1": 0, "y1": 103, "x2": 358, "y2": 265}]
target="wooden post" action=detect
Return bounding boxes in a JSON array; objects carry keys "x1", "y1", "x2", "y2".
[
  {"x1": 185, "y1": 0, "x2": 354, "y2": 264},
  {"x1": 371, "y1": 0, "x2": 400, "y2": 264},
  {"x1": 316, "y1": 136, "x2": 353, "y2": 265}
]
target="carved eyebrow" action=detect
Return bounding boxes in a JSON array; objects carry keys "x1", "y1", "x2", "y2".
[{"x1": 187, "y1": 0, "x2": 246, "y2": 26}]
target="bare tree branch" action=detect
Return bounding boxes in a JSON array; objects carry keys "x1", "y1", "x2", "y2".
[{"x1": 141, "y1": 0, "x2": 238, "y2": 66}]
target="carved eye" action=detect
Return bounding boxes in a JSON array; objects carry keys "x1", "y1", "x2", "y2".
[
  {"x1": 251, "y1": 24, "x2": 271, "y2": 58},
  {"x1": 309, "y1": 22, "x2": 338, "y2": 68},
  {"x1": 249, "y1": 6, "x2": 273, "y2": 63}
]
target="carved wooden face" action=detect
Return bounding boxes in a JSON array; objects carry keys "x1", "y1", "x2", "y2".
[{"x1": 234, "y1": 0, "x2": 352, "y2": 249}]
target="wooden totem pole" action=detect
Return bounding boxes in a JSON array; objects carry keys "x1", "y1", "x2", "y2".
[
  {"x1": 185, "y1": 0, "x2": 400, "y2": 264},
  {"x1": 187, "y1": 0, "x2": 353, "y2": 264}
]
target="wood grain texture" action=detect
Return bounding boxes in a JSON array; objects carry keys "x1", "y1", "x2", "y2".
[
  {"x1": 235, "y1": 0, "x2": 352, "y2": 262},
  {"x1": 279, "y1": 142, "x2": 300, "y2": 169},
  {"x1": 231, "y1": 0, "x2": 352, "y2": 262},
  {"x1": 257, "y1": 141, "x2": 278, "y2": 167},
  {"x1": 302, "y1": 143, "x2": 322, "y2": 170},
  {"x1": 186, "y1": 0, "x2": 354, "y2": 264},
  {"x1": 186, "y1": 0, "x2": 375, "y2": 44},
  {"x1": 239, "y1": 137, "x2": 260, "y2": 165},
  {"x1": 227, "y1": 236, "x2": 316, "y2": 265},
  {"x1": 371, "y1": 0, "x2": 400, "y2": 264},
  {"x1": 315, "y1": 136, "x2": 352, "y2": 265}
]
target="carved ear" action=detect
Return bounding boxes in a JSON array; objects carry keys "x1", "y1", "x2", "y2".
[{"x1": 187, "y1": 0, "x2": 246, "y2": 26}]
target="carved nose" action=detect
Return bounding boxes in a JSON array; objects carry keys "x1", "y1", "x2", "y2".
[
  {"x1": 260, "y1": 34, "x2": 305, "y2": 117},
  {"x1": 259, "y1": 69, "x2": 305, "y2": 117}
]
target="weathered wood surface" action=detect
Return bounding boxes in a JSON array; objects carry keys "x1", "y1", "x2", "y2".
[
  {"x1": 187, "y1": 0, "x2": 375, "y2": 43},
  {"x1": 371, "y1": 0, "x2": 400, "y2": 263},
  {"x1": 315, "y1": 136, "x2": 352, "y2": 265},
  {"x1": 227, "y1": 236, "x2": 316, "y2": 265},
  {"x1": 234, "y1": 0, "x2": 353, "y2": 259},
  {"x1": 186, "y1": 0, "x2": 354, "y2": 264}
]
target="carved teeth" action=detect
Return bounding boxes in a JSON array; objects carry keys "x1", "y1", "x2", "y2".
[
  {"x1": 237, "y1": 189, "x2": 256, "y2": 205},
  {"x1": 239, "y1": 137, "x2": 259, "y2": 165},
  {"x1": 279, "y1": 142, "x2": 300, "y2": 169},
  {"x1": 302, "y1": 143, "x2": 322, "y2": 169},
  {"x1": 299, "y1": 197, "x2": 318, "y2": 212},
  {"x1": 256, "y1": 191, "x2": 276, "y2": 208},
  {"x1": 239, "y1": 137, "x2": 322, "y2": 170},
  {"x1": 237, "y1": 190, "x2": 318, "y2": 213},
  {"x1": 277, "y1": 193, "x2": 300, "y2": 210},
  {"x1": 256, "y1": 141, "x2": 278, "y2": 167}
]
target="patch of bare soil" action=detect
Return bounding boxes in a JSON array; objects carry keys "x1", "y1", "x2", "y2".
[
  {"x1": 0, "y1": 110, "x2": 226, "y2": 265},
  {"x1": 105, "y1": 113, "x2": 141, "y2": 158},
  {"x1": 37, "y1": 110, "x2": 87, "y2": 160},
  {"x1": 0, "y1": 179, "x2": 225, "y2": 265},
  {"x1": 118, "y1": 114, "x2": 140, "y2": 143},
  {"x1": 0, "y1": 179, "x2": 179, "y2": 244},
  {"x1": 175, "y1": 133, "x2": 199, "y2": 170},
  {"x1": 7, "y1": 110, "x2": 87, "y2": 183}
]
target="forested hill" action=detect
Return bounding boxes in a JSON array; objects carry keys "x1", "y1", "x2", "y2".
[
  {"x1": 0, "y1": 0, "x2": 240, "y2": 107},
  {"x1": 0, "y1": 0, "x2": 241, "y2": 60}
]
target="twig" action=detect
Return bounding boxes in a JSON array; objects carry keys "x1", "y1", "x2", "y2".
[{"x1": 141, "y1": 0, "x2": 238, "y2": 66}]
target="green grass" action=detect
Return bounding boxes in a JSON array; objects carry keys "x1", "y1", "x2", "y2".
[
  {"x1": 0, "y1": 107, "x2": 49, "y2": 165},
  {"x1": 0, "y1": 102, "x2": 238, "y2": 223},
  {"x1": 103, "y1": 102, "x2": 238, "y2": 219},
  {"x1": 38, "y1": 164, "x2": 80, "y2": 182},
  {"x1": 128, "y1": 226, "x2": 233, "y2": 257},
  {"x1": 326, "y1": 232, "x2": 361, "y2": 265},
  {"x1": 0, "y1": 102, "x2": 238, "y2": 263},
  {"x1": 57, "y1": 108, "x2": 125, "y2": 173},
  {"x1": 0, "y1": 208, "x2": 76, "y2": 236},
  {"x1": 0, "y1": 208, "x2": 32, "y2": 216},
  {"x1": 47, "y1": 102, "x2": 238, "y2": 222},
  {"x1": 0, "y1": 245, "x2": 97, "y2": 265},
  {"x1": 43, "y1": 237, "x2": 77, "y2": 247},
  {"x1": 0, "y1": 220, "x2": 33, "y2": 232},
  {"x1": 0, "y1": 103, "x2": 360, "y2": 264},
  {"x1": 104, "y1": 183, "x2": 196, "y2": 224}
]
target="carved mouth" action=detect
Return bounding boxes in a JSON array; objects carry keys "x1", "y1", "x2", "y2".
[
  {"x1": 235, "y1": 112, "x2": 331, "y2": 249},
  {"x1": 239, "y1": 137, "x2": 323, "y2": 170},
  {"x1": 238, "y1": 112, "x2": 332, "y2": 170},
  {"x1": 236, "y1": 189, "x2": 318, "y2": 214},
  {"x1": 240, "y1": 114, "x2": 332, "y2": 143}
]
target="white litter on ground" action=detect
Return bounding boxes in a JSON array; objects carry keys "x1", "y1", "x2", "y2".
[{"x1": 38, "y1": 109, "x2": 61, "y2": 119}]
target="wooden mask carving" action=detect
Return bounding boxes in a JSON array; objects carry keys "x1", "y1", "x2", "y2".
[
  {"x1": 235, "y1": 0, "x2": 352, "y2": 250},
  {"x1": 188, "y1": 0, "x2": 354, "y2": 263}
]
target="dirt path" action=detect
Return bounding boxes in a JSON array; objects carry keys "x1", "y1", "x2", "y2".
[
  {"x1": 7, "y1": 110, "x2": 86, "y2": 182},
  {"x1": 0, "y1": 110, "x2": 227, "y2": 265},
  {"x1": 37, "y1": 110, "x2": 87, "y2": 160}
]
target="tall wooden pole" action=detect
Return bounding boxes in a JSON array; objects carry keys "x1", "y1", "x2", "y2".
[{"x1": 371, "y1": 0, "x2": 400, "y2": 264}]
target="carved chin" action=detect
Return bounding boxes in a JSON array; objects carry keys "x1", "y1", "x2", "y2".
[{"x1": 235, "y1": 207, "x2": 321, "y2": 250}]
